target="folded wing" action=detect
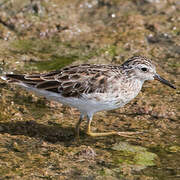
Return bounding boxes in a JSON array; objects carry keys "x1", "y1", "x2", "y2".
[{"x1": 3, "y1": 64, "x2": 119, "y2": 97}]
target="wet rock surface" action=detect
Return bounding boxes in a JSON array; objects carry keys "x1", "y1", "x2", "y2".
[{"x1": 0, "y1": 0, "x2": 179, "y2": 179}]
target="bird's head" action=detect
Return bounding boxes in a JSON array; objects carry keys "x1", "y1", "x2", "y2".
[{"x1": 122, "y1": 56, "x2": 176, "y2": 89}]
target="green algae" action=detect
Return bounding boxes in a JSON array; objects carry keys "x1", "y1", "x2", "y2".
[
  {"x1": 112, "y1": 142, "x2": 158, "y2": 167},
  {"x1": 134, "y1": 151, "x2": 157, "y2": 166},
  {"x1": 27, "y1": 54, "x2": 78, "y2": 71}
]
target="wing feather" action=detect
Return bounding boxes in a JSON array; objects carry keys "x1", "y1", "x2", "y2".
[{"x1": 3, "y1": 64, "x2": 121, "y2": 97}]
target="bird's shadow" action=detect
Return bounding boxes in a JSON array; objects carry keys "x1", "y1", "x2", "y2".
[
  {"x1": 0, "y1": 120, "x2": 76, "y2": 144},
  {"x1": 0, "y1": 120, "x2": 111, "y2": 146}
]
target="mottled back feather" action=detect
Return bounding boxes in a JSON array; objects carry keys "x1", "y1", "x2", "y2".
[{"x1": 4, "y1": 64, "x2": 122, "y2": 97}]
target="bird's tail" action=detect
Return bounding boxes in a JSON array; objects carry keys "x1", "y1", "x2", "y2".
[
  {"x1": 1, "y1": 74, "x2": 43, "y2": 86},
  {"x1": 1, "y1": 74, "x2": 26, "y2": 83}
]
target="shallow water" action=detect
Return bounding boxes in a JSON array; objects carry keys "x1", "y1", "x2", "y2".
[{"x1": 0, "y1": 0, "x2": 179, "y2": 179}]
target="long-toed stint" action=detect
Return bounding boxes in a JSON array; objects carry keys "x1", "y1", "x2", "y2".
[{"x1": 1, "y1": 56, "x2": 176, "y2": 138}]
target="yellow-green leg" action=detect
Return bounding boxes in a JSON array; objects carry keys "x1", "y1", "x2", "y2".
[{"x1": 86, "y1": 114, "x2": 143, "y2": 137}]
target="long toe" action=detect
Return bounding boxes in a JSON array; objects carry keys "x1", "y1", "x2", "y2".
[{"x1": 117, "y1": 131, "x2": 144, "y2": 137}]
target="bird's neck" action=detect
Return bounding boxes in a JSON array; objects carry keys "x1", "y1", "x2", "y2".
[{"x1": 120, "y1": 77, "x2": 143, "y2": 99}]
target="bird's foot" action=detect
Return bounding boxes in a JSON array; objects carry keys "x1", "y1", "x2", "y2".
[
  {"x1": 86, "y1": 130, "x2": 144, "y2": 137},
  {"x1": 117, "y1": 131, "x2": 144, "y2": 138}
]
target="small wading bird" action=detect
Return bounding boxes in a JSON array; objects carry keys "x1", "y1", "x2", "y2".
[{"x1": 1, "y1": 56, "x2": 176, "y2": 138}]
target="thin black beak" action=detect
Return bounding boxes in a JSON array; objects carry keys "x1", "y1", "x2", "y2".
[{"x1": 154, "y1": 74, "x2": 176, "y2": 89}]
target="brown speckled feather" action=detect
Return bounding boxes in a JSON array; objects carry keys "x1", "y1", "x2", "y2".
[{"x1": 4, "y1": 64, "x2": 122, "y2": 97}]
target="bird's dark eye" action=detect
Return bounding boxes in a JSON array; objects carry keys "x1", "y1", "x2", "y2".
[{"x1": 141, "y1": 67, "x2": 148, "y2": 72}]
